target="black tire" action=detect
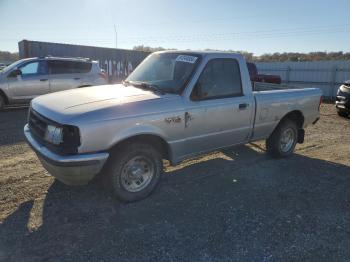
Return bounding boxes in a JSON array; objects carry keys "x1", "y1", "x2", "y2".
[
  {"x1": 337, "y1": 110, "x2": 349, "y2": 118},
  {"x1": 104, "y1": 142, "x2": 162, "y2": 202},
  {"x1": 0, "y1": 95, "x2": 5, "y2": 110},
  {"x1": 266, "y1": 119, "x2": 298, "y2": 158}
]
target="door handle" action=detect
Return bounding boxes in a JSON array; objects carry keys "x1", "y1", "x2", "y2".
[
  {"x1": 39, "y1": 79, "x2": 48, "y2": 81},
  {"x1": 185, "y1": 112, "x2": 192, "y2": 128},
  {"x1": 239, "y1": 103, "x2": 249, "y2": 110},
  {"x1": 73, "y1": 77, "x2": 80, "y2": 80}
]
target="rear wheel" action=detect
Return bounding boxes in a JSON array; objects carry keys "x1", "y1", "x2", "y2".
[
  {"x1": 266, "y1": 120, "x2": 298, "y2": 158},
  {"x1": 104, "y1": 142, "x2": 162, "y2": 202}
]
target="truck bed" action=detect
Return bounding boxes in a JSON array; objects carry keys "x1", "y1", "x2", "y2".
[
  {"x1": 251, "y1": 85, "x2": 322, "y2": 141},
  {"x1": 253, "y1": 82, "x2": 302, "y2": 91}
]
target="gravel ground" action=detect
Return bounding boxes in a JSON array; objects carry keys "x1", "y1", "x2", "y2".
[{"x1": 0, "y1": 104, "x2": 349, "y2": 262}]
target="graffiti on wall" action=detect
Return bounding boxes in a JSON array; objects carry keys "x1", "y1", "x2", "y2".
[
  {"x1": 99, "y1": 59, "x2": 135, "y2": 81},
  {"x1": 18, "y1": 40, "x2": 149, "y2": 83}
]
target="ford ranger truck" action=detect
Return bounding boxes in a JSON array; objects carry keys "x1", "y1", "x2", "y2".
[{"x1": 24, "y1": 51, "x2": 322, "y2": 202}]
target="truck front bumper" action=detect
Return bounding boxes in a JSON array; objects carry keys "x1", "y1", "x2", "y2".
[{"x1": 24, "y1": 124, "x2": 109, "y2": 185}]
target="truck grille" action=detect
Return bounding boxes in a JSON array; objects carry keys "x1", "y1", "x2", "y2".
[
  {"x1": 27, "y1": 108, "x2": 81, "y2": 155},
  {"x1": 28, "y1": 109, "x2": 49, "y2": 143}
]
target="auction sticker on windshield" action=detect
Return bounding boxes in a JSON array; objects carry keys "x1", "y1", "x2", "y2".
[{"x1": 176, "y1": 55, "x2": 198, "y2": 64}]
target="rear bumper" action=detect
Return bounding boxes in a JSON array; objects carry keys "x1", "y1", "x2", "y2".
[{"x1": 24, "y1": 124, "x2": 109, "y2": 185}]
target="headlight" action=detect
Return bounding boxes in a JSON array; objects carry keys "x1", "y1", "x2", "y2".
[{"x1": 44, "y1": 125, "x2": 63, "y2": 145}]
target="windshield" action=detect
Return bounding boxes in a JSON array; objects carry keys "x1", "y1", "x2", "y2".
[
  {"x1": 1, "y1": 60, "x2": 23, "y2": 74},
  {"x1": 125, "y1": 53, "x2": 201, "y2": 94}
]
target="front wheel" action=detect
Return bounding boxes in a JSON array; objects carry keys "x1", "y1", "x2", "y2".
[
  {"x1": 266, "y1": 120, "x2": 298, "y2": 158},
  {"x1": 104, "y1": 142, "x2": 162, "y2": 202}
]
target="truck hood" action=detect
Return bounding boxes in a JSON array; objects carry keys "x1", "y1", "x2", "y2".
[{"x1": 31, "y1": 84, "x2": 178, "y2": 124}]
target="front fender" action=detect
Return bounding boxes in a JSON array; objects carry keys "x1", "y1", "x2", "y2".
[
  {"x1": 108, "y1": 124, "x2": 168, "y2": 149},
  {"x1": 77, "y1": 119, "x2": 171, "y2": 154}
]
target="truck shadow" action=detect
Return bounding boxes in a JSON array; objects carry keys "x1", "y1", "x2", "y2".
[{"x1": 1, "y1": 146, "x2": 350, "y2": 261}]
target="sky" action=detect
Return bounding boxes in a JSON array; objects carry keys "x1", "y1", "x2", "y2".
[{"x1": 1, "y1": 0, "x2": 350, "y2": 55}]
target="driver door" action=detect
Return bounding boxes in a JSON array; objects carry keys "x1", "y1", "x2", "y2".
[
  {"x1": 7, "y1": 60, "x2": 49, "y2": 102},
  {"x1": 183, "y1": 58, "x2": 253, "y2": 156}
]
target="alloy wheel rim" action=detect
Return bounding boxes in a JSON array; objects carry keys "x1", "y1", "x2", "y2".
[
  {"x1": 120, "y1": 156, "x2": 154, "y2": 192},
  {"x1": 280, "y1": 128, "x2": 295, "y2": 153}
]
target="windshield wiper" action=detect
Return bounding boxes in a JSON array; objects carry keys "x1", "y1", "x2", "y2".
[{"x1": 123, "y1": 80, "x2": 166, "y2": 95}]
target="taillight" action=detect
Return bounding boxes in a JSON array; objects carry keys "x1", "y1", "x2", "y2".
[{"x1": 99, "y1": 71, "x2": 108, "y2": 81}]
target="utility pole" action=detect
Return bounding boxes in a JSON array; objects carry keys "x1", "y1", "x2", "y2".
[{"x1": 114, "y1": 24, "x2": 117, "y2": 49}]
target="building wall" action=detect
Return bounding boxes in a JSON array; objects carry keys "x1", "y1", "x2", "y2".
[
  {"x1": 256, "y1": 60, "x2": 350, "y2": 98},
  {"x1": 18, "y1": 40, "x2": 150, "y2": 82}
]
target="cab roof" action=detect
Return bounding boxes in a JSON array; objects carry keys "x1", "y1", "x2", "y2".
[
  {"x1": 19, "y1": 56, "x2": 96, "y2": 63},
  {"x1": 153, "y1": 50, "x2": 245, "y2": 60}
]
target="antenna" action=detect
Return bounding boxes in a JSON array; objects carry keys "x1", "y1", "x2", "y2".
[{"x1": 114, "y1": 24, "x2": 117, "y2": 49}]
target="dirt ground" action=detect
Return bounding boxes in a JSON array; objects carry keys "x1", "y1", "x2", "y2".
[{"x1": 0, "y1": 103, "x2": 349, "y2": 261}]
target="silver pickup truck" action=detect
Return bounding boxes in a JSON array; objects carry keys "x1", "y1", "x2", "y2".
[{"x1": 24, "y1": 51, "x2": 322, "y2": 202}]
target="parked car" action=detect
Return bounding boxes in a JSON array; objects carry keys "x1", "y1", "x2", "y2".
[
  {"x1": 0, "y1": 63, "x2": 6, "y2": 71},
  {"x1": 0, "y1": 57, "x2": 108, "y2": 109},
  {"x1": 247, "y1": 62, "x2": 281, "y2": 84},
  {"x1": 24, "y1": 51, "x2": 322, "y2": 202},
  {"x1": 336, "y1": 80, "x2": 350, "y2": 117}
]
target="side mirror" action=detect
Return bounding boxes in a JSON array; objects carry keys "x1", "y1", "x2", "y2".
[{"x1": 8, "y1": 69, "x2": 22, "y2": 78}]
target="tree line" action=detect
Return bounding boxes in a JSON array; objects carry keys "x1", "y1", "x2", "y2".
[
  {"x1": 133, "y1": 46, "x2": 350, "y2": 62},
  {"x1": 1, "y1": 47, "x2": 350, "y2": 63},
  {"x1": 0, "y1": 51, "x2": 19, "y2": 62}
]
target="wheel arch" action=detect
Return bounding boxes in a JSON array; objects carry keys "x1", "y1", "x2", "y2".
[
  {"x1": 0, "y1": 89, "x2": 9, "y2": 104},
  {"x1": 108, "y1": 133, "x2": 172, "y2": 162},
  {"x1": 281, "y1": 110, "x2": 305, "y2": 129},
  {"x1": 272, "y1": 110, "x2": 305, "y2": 143}
]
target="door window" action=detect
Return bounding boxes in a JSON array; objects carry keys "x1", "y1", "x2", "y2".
[
  {"x1": 49, "y1": 60, "x2": 92, "y2": 74},
  {"x1": 19, "y1": 61, "x2": 47, "y2": 76},
  {"x1": 191, "y1": 59, "x2": 243, "y2": 100}
]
